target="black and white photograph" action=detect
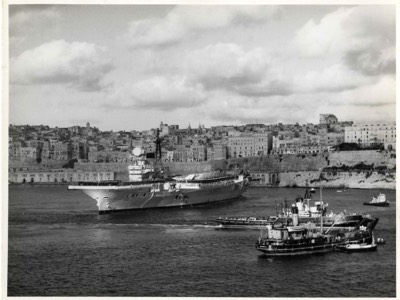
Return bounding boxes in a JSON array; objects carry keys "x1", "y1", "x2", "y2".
[{"x1": 5, "y1": 2, "x2": 396, "y2": 297}]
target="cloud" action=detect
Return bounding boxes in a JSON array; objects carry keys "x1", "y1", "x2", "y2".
[
  {"x1": 202, "y1": 73, "x2": 395, "y2": 125},
  {"x1": 108, "y1": 76, "x2": 206, "y2": 111},
  {"x1": 10, "y1": 40, "x2": 113, "y2": 91},
  {"x1": 344, "y1": 47, "x2": 396, "y2": 76},
  {"x1": 293, "y1": 6, "x2": 395, "y2": 77},
  {"x1": 193, "y1": 89, "x2": 301, "y2": 125},
  {"x1": 124, "y1": 6, "x2": 281, "y2": 48},
  {"x1": 294, "y1": 6, "x2": 394, "y2": 57},
  {"x1": 294, "y1": 63, "x2": 374, "y2": 94},
  {"x1": 10, "y1": 6, "x2": 61, "y2": 37},
  {"x1": 329, "y1": 76, "x2": 396, "y2": 107},
  {"x1": 185, "y1": 43, "x2": 291, "y2": 96}
]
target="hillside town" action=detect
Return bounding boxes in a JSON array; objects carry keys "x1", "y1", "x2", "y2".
[{"x1": 8, "y1": 114, "x2": 396, "y2": 184}]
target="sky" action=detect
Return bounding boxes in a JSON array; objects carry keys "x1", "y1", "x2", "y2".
[{"x1": 8, "y1": 4, "x2": 396, "y2": 131}]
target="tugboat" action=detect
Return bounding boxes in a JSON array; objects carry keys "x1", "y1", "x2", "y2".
[
  {"x1": 363, "y1": 193, "x2": 389, "y2": 207},
  {"x1": 336, "y1": 218, "x2": 380, "y2": 252},
  {"x1": 255, "y1": 200, "x2": 342, "y2": 256}
]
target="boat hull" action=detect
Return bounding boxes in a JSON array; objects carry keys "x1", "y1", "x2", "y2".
[
  {"x1": 363, "y1": 202, "x2": 389, "y2": 207},
  {"x1": 337, "y1": 243, "x2": 378, "y2": 252},
  {"x1": 216, "y1": 215, "x2": 363, "y2": 231},
  {"x1": 256, "y1": 238, "x2": 340, "y2": 256},
  {"x1": 69, "y1": 180, "x2": 246, "y2": 213}
]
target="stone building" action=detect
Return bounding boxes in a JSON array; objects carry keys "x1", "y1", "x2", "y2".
[
  {"x1": 345, "y1": 122, "x2": 396, "y2": 150},
  {"x1": 320, "y1": 114, "x2": 338, "y2": 125},
  {"x1": 227, "y1": 133, "x2": 271, "y2": 158},
  {"x1": 9, "y1": 169, "x2": 114, "y2": 183},
  {"x1": 207, "y1": 144, "x2": 227, "y2": 161}
]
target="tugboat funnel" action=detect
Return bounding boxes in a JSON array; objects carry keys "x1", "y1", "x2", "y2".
[{"x1": 291, "y1": 204, "x2": 299, "y2": 226}]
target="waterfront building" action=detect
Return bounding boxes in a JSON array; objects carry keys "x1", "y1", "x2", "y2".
[
  {"x1": 271, "y1": 135, "x2": 332, "y2": 155},
  {"x1": 41, "y1": 141, "x2": 53, "y2": 159},
  {"x1": 227, "y1": 133, "x2": 271, "y2": 158},
  {"x1": 20, "y1": 146, "x2": 39, "y2": 160},
  {"x1": 189, "y1": 144, "x2": 207, "y2": 161},
  {"x1": 345, "y1": 122, "x2": 396, "y2": 150},
  {"x1": 53, "y1": 141, "x2": 72, "y2": 161},
  {"x1": 207, "y1": 144, "x2": 227, "y2": 161},
  {"x1": 9, "y1": 169, "x2": 114, "y2": 184},
  {"x1": 9, "y1": 141, "x2": 23, "y2": 159},
  {"x1": 89, "y1": 150, "x2": 128, "y2": 163},
  {"x1": 318, "y1": 132, "x2": 345, "y2": 147},
  {"x1": 172, "y1": 144, "x2": 190, "y2": 162},
  {"x1": 301, "y1": 133, "x2": 320, "y2": 146},
  {"x1": 254, "y1": 133, "x2": 272, "y2": 155},
  {"x1": 228, "y1": 134, "x2": 254, "y2": 158},
  {"x1": 271, "y1": 136, "x2": 302, "y2": 155}
]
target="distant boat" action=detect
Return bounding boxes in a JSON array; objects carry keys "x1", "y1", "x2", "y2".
[{"x1": 363, "y1": 193, "x2": 389, "y2": 207}]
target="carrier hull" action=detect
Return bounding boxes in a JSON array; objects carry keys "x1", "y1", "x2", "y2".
[{"x1": 68, "y1": 178, "x2": 246, "y2": 213}]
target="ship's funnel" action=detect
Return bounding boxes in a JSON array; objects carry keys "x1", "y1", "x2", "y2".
[{"x1": 291, "y1": 204, "x2": 299, "y2": 226}]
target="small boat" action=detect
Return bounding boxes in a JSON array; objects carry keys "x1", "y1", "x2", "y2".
[
  {"x1": 363, "y1": 193, "x2": 389, "y2": 207},
  {"x1": 336, "y1": 218, "x2": 379, "y2": 252}
]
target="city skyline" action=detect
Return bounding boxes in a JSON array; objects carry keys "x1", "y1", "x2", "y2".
[{"x1": 8, "y1": 4, "x2": 396, "y2": 131}]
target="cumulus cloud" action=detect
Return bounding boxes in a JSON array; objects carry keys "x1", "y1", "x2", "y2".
[
  {"x1": 109, "y1": 76, "x2": 206, "y2": 111},
  {"x1": 328, "y1": 76, "x2": 396, "y2": 107},
  {"x1": 125, "y1": 6, "x2": 281, "y2": 48},
  {"x1": 10, "y1": 40, "x2": 113, "y2": 91},
  {"x1": 293, "y1": 6, "x2": 395, "y2": 77},
  {"x1": 185, "y1": 43, "x2": 291, "y2": 96},
  {"x1": 344, "y1": 47, "x2": 396, "y2": 76},
  {"x1": 204, "y1": 91, "x2": 312, "y2": 125},
  {"x1": 10, "y1": 6, "x2": 61, "y2": 37},
  {"x1": 294, "y1": 63, "x2": 374, "y2": 94},
  {"x1": 294, "y1": 6, "x2": 394, "y2": 56}
]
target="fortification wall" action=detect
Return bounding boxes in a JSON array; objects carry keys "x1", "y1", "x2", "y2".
[
  {"x1": 328, "y1": 150, "x2": 396, "y2": 169},
  {"x1": 55, "y1": 150, "x2": 397, "y2": 189},
  {"x1": 279, "y1": 170, "x2": 396, "y2": 189}
]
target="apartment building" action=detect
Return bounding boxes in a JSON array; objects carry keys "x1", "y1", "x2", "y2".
[
  {"x1": 227, "y1": 133, "x2": 271, "y2": 158},
  {"x1": 20, "y1": 147, "x2": 39, "y2": 159},
  {"x1": 207, "y1": 144, "x2": 227, "y2": 161},
  {"x1": 53, "y1": 141, "x2": 72, "y2": 160},
  {"x1": 345, "y1": 122, "x2": 396, "y2": 150}
]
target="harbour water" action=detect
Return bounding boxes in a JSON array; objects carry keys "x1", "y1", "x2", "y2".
[{"x1": 8, "y1": 185, "x2": 396, "y2": 297}]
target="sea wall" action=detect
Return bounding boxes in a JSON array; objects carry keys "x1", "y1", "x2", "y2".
[
  {"x1": 278, "y1": 170, "x2": 396, "y2": 189},
  {"x1": 328, "y1": 151, "x2": 396, "y2": 169},
  {"x1": 13, "y1": 150, "x2": 394, "y2": 189},
  {"x1": 162, "y1": 150, "x2": 396, "y2": 189}
]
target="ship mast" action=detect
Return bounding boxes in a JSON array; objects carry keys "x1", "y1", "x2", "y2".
[{"x1": 320, "y1": 183, "x2": 323, "y2": 233}]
